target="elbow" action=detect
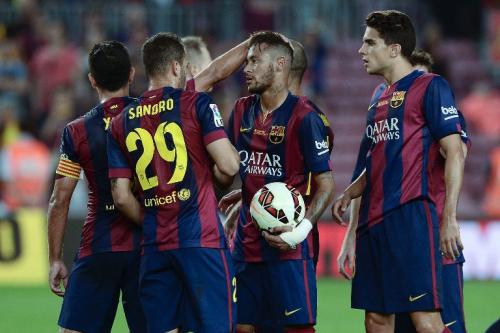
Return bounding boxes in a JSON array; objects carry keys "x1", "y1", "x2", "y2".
[
  {"x1": 112, "y1": 191, "x2": 129, "y2": 210},
  {"x1": 219, "y1": 154, "x2": 240, "y2": 176}
]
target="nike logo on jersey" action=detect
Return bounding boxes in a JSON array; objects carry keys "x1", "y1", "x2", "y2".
[
  {"x1": 285, "y1": 308, "x2": 301, "y2": 316},
  {"x1": 408, "y1": 293, "x2": 427, "y2": 302},
  {"x1": 240, "y1": 126, "x2": 252, "y2": 132}
]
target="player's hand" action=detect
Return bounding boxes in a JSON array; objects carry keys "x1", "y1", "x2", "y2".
[
  {"x1": 219, "y1": 189, "x2": 242, "y2": 215},
  {"x1": 337, "y1": 238, "x2": 356, "y2": 280},
  {"x1": 440, "y1": 213, "x2": 463, "y2": 261},
  {"x1": 224, "y1": 199, "x2": 241, "y2": 243},
  {"x1": 332, "y1": 193, "x2": 352, "y2": 225},
  {"x1": 49, "y1": 260, "x2": 69, "y2": 297},
  {"x1": 262, "y1": 226, "x2": 294, "y2": 251}
]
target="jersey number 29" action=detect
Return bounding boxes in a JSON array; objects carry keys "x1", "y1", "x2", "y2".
[{"x1": 126, "y1": 121, "x2": 187, "y2": 190}]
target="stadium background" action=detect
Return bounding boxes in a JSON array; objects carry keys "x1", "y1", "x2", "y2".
[{"x1": 0, "y1": 0, "x2": 499, "y2": 331}]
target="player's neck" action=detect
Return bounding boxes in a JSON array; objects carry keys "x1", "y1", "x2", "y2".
[
  {"x1": 148, "y1": 77, "x2": 180, "y2": 91},
  {"x1": 260, "y1": 84, "x2": 289, "y2": 115},
  {"x1": 383, "y1": 61, "x2": 414, "y2": 86},
  {"x1": 289, "y1": 81, "x2": 303, "y2": 96},
  {"x1": 98, "y1": 87, "x2": 129, "y2": 103}
]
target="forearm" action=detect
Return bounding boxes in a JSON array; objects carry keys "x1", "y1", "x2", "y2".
[
  {"x1": 194, "y1": 39, "x2": 249, "y2": 91},
  {"x1": 344, "y1": 171, "x2": 366, "y2": 199},
  {"x1": 212, "y1": 164, "x2": 235, "y2": 189},
  {"x1": 305, "y1": 172, "x2": 335, "y2": 224},
  {"x1": 47, "y1": 197, "x2": 69, "y2": 263},
  {"x1": 347, "y1": 197, "x2": 361, "y2": 236},
  {"x1": 115, "y1": 194, "x2": 142, "y2": 225},
  {"x1": 443, "y1": 147, "x2": 465, "y2": 219}
]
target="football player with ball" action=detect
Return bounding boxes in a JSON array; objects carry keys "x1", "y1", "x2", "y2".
[{"x1": 222, "y1": 31, "x2": 335, "y2": 333}]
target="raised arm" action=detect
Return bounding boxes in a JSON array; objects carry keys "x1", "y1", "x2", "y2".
[{"x1": 194, "y1": 39, "x2": 250, "y2": 92}]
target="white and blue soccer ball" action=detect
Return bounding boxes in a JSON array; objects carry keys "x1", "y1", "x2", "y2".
[{"x1": 250, "y1": 182, "x2": 305, "y2": 231}]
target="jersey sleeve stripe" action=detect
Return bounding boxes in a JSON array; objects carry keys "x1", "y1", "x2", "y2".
[
  {"x1": 203, "y1": 129, "x2": 227, "y2": 146},
  {"x1": 58, "y1": 161, "x2": 81, "y2": 172},
  {"x1": 109, "y1": 168, "x2": 133, "y2": 178}
]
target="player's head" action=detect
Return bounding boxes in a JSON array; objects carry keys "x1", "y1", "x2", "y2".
[
  {"x1": 244, "y1": 31, "x2": 294, "y2": 94},
  {"x1": 88, "y1": 41, "x2": 133, "y2": 92},
  {"x1": 181, "y1": 36, "x2": 212, "y2": 77},
  {"x1": 288, "y1": 39, "x2": 308, "y2": 94},
  {"x1": 142, "y1": 32, "x2": 187, "y2": 88},
  {"x1": 410, "y1": 49, "x2": 434, "y2": 73},
  {"x1": 359, "y1": 10, "x2": 416, "y2": 75}
]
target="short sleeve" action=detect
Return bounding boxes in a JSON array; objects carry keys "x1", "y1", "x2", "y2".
[
  {"x1": 195, "y1": 93, "x2": 228, "y2": 146},
  {"x1": 107, "y1": 121, "x2": 133, "y2": 179},
  {"x1": 55, "y1": 126, "x2": 81, "y2": 179},
  {"x1": 458, "y1": 111, "x2": 470, "y2": 146},
  {"x1": 423, "y1": 76, "x2": 462, "y2": 140},
  {"x1": 299, "y1": 112, "x2": 333, "y2": 174}
]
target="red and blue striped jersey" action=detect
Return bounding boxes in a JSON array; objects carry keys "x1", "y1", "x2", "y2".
[
  {"x1": 107, "y1": 87, "x2": 228, "y2": 254},
  {"x1": 56, "y1": 96, "x2": 141, "y2": 258},
  {"x1": 357, "y1": 70, "x2": 463, "y2": 235},
  {"x1": 228, "y1": 93, "x2": 333, "y2": 262}
]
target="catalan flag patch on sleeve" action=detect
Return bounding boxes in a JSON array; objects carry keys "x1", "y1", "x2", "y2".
[{"x1": 56, "y1": 156, "x2": 81, "y2": 179}]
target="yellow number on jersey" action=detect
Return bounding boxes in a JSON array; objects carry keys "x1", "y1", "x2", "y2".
[
  {"x1": 232, "y1": 277, "x2": 237, "y2": 303},
  {"x1": 125, "y1": 121, "x2": 188, "y2": 190}
]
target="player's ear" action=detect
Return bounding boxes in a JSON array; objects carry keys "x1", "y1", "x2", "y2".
[
  {"x1": 276, "y1": 56, "x2": 286, "y2": 72},
  {"x1": 88, "y1": 73, "x2": 97, "y2": 89},
  {"x1": 390, "y1": 44, "x2": 401, "y2": 58},
  {"x1": 128, "y1": 67, "x2": 135, "y2": 84},
  {"x1": 172, "y1": 60, "x2": 181, "y2": 77}
]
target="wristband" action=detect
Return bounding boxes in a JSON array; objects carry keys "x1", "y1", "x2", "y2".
[{"x1": 279, "y1": 218, "x2": 313, "y2": 249}]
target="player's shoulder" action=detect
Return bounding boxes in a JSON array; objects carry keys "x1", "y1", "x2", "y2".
[
  {"x1": 234, "y1": 94, "x2": 258, "y2": 114},
  {"x1": 414, "y1": 72, "x2": 440, "y2": 85},
  {"x1": 295, "y1": 95, "x2": 324, "y2": 119}
]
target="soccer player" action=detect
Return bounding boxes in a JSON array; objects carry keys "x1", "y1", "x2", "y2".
[
  {"x1": 220, "y1": 38, "x2": 334, "y2": 271},
  {"x1": 337, "y1": 49, "x2": 469, "y2": 333},
  {"x1": 332, "y1": 10, "x2": 465, "y2": 333},
  {"x1": 225, "y1": 31, "x2": 335, "y2": 333},
  {"x1": 47, "y1": 41, "x2": 146, "y2": 333},
  {"x1": 107, "y1": 32, "x2": 239, "y2": 333}
]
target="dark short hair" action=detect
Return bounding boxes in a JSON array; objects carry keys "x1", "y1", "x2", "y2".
[
  {"x1": 88, "y1": 41, "x2": 131, "y2": 91},
  {"x1": 248, "y1": 31, "x2": 294, "y2": 63},
  {"x1": 181, "y1": 36, "x2": 208, "y2": 56},
  {"x1": 290, "y1": 39, "x2": 308, "y2": 82},
  {"x1": 410, "y1": 49, "x2": 434, "y2": 71},
  {"x1": 365, "y1": 10, "x2": 416, "y2": 60},
  {"x1": 142, "y1": 32, "x2": 185, "y2": 78}
]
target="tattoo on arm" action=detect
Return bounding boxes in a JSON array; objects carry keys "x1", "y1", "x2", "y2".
[{"x1": 305, "y1": 172, "x2": 334, "y2": 224}]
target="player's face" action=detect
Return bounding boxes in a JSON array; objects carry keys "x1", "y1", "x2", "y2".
[
  {"x1": 244, "y1": 44, "x2": 274, "y2": 94},
  {"x1": 358, "y1": 27, "x2": 392, "y2": 75}
]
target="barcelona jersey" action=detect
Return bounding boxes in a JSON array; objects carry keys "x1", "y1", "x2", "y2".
[
  {"x1": 228, "y1": 93, "x2": 333, "y2": 262},
  {"x1": 107, "y1": 87, "x2": 228, "y2": 253},
  {"x1": 357, "y1": 70, "x2": 463, "y2": 235},
  {"x1": 56, "y1": 97, "x2": 141, "y2": 258}
]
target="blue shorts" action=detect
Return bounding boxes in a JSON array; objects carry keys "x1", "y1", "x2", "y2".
[
  {"x1": 234, "y1": 259, "x2": 317, "y2": 328},
  {"x1": 140, "y1": 248, "x2": 236, "y2": 333},
  {"x1": 352, "y1": 199, "x2": 443, "y2": 314},
  {"x1": 395, "y1": 262, "x2": 466, "y2": 333},
  {"x1": 58, "y1": 251, "x2": 145, "y2": 333}
]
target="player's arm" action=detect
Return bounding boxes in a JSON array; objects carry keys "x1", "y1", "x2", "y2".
[
  {"x1": 206, "y1": 138, "x2": 240, "y2": 188},
  {"x1": 424, "y1": 76, "x2": 467, "y2": 260},
  {"x1": 332, "y1": 169, "x2": 366, "y2": 224},
  {"x1": 194, "y1": 38, "x2": 250, "y2": 92},
  {"x1": 439, "y1": 134, "x2": 465, "y2": 260},
  {"x1": 110, "y1": 178, "x2": 142, "y2": 225},
  {"x1": 337, "y1": 196, "x2": 360, "y2": 280},
  {"x1": 47, "y1": 176, "x2": 78, "y2": 297}
]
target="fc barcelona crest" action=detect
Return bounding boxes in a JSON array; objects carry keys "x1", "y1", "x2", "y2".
[
  {"x1": 269, "y1": 125, "x2": 286, "y2": 144},
  {"x1": 390, "y1": 91, "x2": 406, "y2": 108}
]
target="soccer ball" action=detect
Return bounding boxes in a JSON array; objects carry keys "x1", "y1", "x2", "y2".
[{"x1": 250, "y1": 182, "x2": 305, "y2": 231}]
